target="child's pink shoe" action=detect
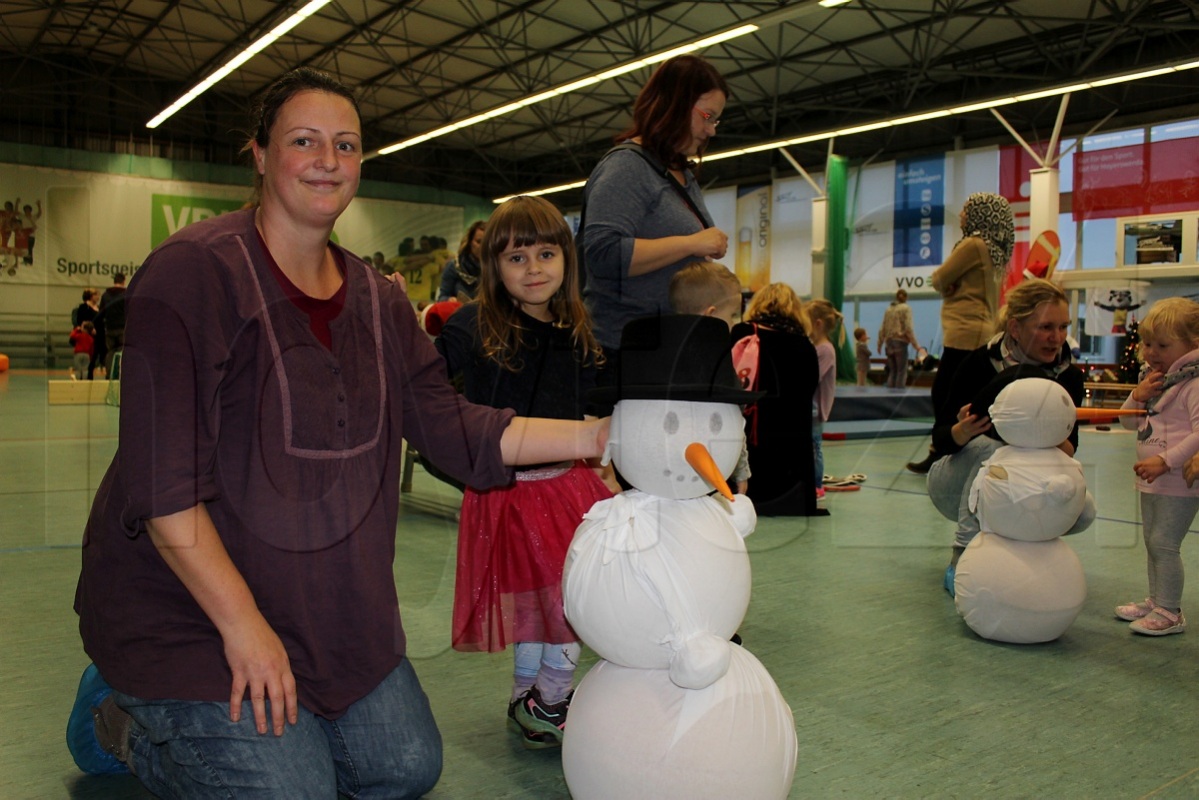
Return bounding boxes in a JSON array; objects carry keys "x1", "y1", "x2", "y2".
[
  {"x1": 1129, "y1": 607, "x2": 1186, "y2": 636},
  {"x1": 1114, "y1": 597, "x2": 1155, "y2": 621}
]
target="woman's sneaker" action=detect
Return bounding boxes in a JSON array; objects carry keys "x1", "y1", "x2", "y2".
[
  {"x1": 1130, "y1": 607, "x2": 1186, "y2": 636},
  {"x1": 1115, "y1": 597, "x2": 1155, "y2": 621},
  {"x1": 66, "y1": 664, "x2": 132, "y2": 775},
  {"x1": 515, "y1": 686, "x2": 570, "y2": 746},
  {"x1": 507, "y1": 691, "x2": 555, "y2": 750}
]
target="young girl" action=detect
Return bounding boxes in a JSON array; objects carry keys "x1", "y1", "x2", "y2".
[
  {"x1": 854, "y1": 327, "x2": 871, "y2": 386},
  {"x1": 806, "y1": 299, "x2": 844, "y2": 499},
  {"x1": 1115, "y1": 297, "x2": 1199, "y2": 636},
  {"x1": 70, "y1": 320, "x2": 96, "y2": 381},
  {"x1": 435, "y1": 195, "x2": 611, "y2": 747}
]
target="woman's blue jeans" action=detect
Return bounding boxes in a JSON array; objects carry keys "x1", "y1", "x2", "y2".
[{"x1": 113, "y1": 658, "x2": 441, "y2": 799}]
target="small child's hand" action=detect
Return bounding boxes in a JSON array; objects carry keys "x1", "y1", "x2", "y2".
[
  {"x1": 735, "y1": 479, "x2": 748, "y2": 495},
  {"x1": 1132, "y1": 370, "x2": 1165, "y2": 403},
  {"x1": 1134, "y1": 455, "x2": 1168, "y2": 483},
  {"x1": 1185, "y1": 454, "x2": 1199, "y2": 488}
]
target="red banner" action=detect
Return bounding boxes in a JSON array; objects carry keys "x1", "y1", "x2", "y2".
[
  {"x1": 1073, "y1": 137, "x2": 1199, "y2": 220},
  {"x1": 999, "y1": 144, "x2": 1045, "y2": 287}
]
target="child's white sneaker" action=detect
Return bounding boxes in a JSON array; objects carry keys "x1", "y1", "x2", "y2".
[{"x1": 1129, "y1": 607, "x2": 1186, "y2": 636}]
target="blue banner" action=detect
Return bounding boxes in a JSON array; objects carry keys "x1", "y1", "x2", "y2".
[{"x1": 893, "y1": 155, "x2": 945, "y2": 268}]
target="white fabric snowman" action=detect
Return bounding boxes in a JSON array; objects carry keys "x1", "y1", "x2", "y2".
[
  {"x1": 954, "y1": 378, "x2": 1091, "y2": 643},
  {"x1": 562, "y1": 315, "x2": 797, "y2": 800}
]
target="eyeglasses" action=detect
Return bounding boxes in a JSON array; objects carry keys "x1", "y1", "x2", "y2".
[{"x1": 694, "y1": 107, "x2": 721, "y2": 129}]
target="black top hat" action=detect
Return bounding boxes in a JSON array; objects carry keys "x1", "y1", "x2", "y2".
[{"x1": 590, "y1": 314, "x2": 763, "y2": 405}]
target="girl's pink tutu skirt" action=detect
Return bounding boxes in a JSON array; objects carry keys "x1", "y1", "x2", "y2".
[{"x1": 452, "y1": 461, "x2": 612, "y2": 652}]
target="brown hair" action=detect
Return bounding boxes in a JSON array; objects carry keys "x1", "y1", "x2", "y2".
[
  {"x1": 669, "y1": 261, "x2": 741, "y2": 315},
  {"x1": 241, "y1": 67, "x2": 361, "y2": 202},
  {"x1": 457, "y1": 220, "x2": 486, "y2": 262},
  {"x1": 617, "y1": 55, "x2": 729, "y2": 171},
  {"x1": 477, "y1": 196, "x2": 603, "y2": 372},
  {"x1": 745, "y1": 283, "x2": 810, "y2": 334}
]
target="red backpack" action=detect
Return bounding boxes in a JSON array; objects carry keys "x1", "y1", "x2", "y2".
[{"x1": 731, "y1": 323, "x2": 761, "y2": 445}]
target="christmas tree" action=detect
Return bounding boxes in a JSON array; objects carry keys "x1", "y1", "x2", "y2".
[{"x1": 1118, "y1": 319, "x2": 1140, "y2": 383}]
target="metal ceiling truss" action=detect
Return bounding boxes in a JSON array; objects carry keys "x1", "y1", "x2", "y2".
[{"x1": 0, "y1": 0, "x2": 1195, "y2": 205}]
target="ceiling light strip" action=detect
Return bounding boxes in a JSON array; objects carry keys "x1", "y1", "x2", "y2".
[
  {"x1": 375, "y1": 24, "x2": 760, "y2": 157},
  {"x1": 497, "y1": 57, "x2": 1199, "y2": 201},
  {"x1": 493, "y1": 180, "x2": 588, "y2": 204},
  {"x1": 146, "y1": 0, "x2": 334, "y2": 129}
]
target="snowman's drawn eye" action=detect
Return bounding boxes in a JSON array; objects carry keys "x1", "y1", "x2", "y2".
[
  {"x1": 664, "y1": 412, "x2": 679, "y2": 435},
  {"x1": 709, "y1": 413, "x2": 722, "y2": 434}
]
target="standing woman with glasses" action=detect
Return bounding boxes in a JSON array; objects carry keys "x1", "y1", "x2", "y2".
[{"x1": 581, "y1": 54, "x2": 731, "y2": 398}]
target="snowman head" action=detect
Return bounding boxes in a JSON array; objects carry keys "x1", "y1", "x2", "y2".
[
  {"x1": 591, "y1": 314, "x2": 762, "y2": 498},
  {"x1": 989, "y1": 377, "x2": 1076, "y2": 449},
  {"x1": 609, "y1": 399, "x2": 745, "y2": 498}
]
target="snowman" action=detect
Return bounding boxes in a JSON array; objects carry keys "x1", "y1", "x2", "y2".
[
  {"x1": 561, "y1": 315, "x2": 797, "y2": 800},
  {"x1": 954, "y1": 377, "x2": 1095, "y2": 643}
]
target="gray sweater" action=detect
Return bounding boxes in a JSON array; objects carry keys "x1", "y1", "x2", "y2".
[{"x1": 582, "y1": 145, "x2": 713, "y2": 349}]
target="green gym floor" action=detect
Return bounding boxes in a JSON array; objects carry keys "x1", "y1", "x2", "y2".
[{"x1": 3, "y1": 368, "x2": 1198, "y2": 799}]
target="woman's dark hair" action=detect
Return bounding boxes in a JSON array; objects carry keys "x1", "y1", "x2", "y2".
[
  {"x1": 241, "y1": 67, "x2": 361, "y2": 200},
  {"x1": 457, "y1": 220, "x2": 486, "y2": 261},
  {"x1": 617, "y1": 55, "x2": 729, "y2": 171}
]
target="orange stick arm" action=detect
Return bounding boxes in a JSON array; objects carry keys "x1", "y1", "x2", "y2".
[
  {"x1": 1075, "y1": 407, "x2": 1147, "y2": 421},
  {"x1": 684, "y1": 442, "x2": 734, "y2": 502}
]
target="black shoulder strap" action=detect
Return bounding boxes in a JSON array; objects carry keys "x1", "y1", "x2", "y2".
[{"x1": 606, "y1": 143, "x2": 711, "y2": 229}]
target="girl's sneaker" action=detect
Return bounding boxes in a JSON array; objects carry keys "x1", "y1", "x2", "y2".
[
  {"x1": 515, "y1": 686, "x2": 570, "y2": 746},
  {"x1": 507, "y1": 691, "x2": 555, "y2": 750},
  {"x1": 1129, "y1": 607, "x2": 1186, "y2": 636},
  {"x1": 1115, "y1": 597, "x2": 1155, "y2": 621}
]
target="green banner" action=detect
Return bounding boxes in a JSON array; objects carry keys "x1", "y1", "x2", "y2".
[
  {"x1": 824, "y1": 155, "x2": 855, "y2": 380},
  {"x1": 150, "y1": 193, "x2": 246, "y2": 248}
]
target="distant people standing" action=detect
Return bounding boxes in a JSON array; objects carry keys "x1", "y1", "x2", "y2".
[
  {"x1": 908, "y1": 192, "x2": 1014, "y2": 474},
  {"x1": 806, "y1": 299, "x2": 844, "y2": 502},
  {"x1": 854, "y1": 327, "x2": 871, "y2": 386},
  {"x1": 21, "y1": 201, "x2": 41, "y2": 265},
  {"x1": 73, "y1": 289, "x2": 101, "y2": 378},
  {"x1": 731, "y1": 283, "x2": 821, "y2": 516},
  {"x1": 878, "y1": 289, "x2": 918, "y2": 389},
  {"x1": 0, "y1": 199, "x2": 17, "y2": 273},
  {"x1": 70, "y1": 321, "x2": 96, "y2": 381},
  {"x1": 97, "y1": 273, "x2": 128, "y2": 375},
  {"x1": 438, "y1": 220, "x2": 485, "y2": 302},
  {"x1": 581, "y1": 55, "x2": 730, "y2": 399}
]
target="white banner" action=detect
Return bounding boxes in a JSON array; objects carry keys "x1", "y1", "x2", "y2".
[{"x1": 1087, "y1": 282, "x2": 1152, "y2": 336}]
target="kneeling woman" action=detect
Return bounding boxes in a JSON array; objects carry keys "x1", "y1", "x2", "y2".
[{"x1": 927, "y1": 279, "x2": 1090, "y2": 594}]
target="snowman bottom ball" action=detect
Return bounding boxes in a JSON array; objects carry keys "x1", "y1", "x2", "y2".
[
  {"x1": 954, "y1": 531, "x2": 1087, "y2": 644},
  {"x1": 562, "y1": 649, "x2": 797, "y2": 800}
]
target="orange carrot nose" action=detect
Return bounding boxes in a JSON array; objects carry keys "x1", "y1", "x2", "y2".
[
  {"x1": 1075, "y1": 407, "x2": 1147, "y2": 422},
  {"x1": 685, "y1": 442, "x2": 734, "y2": 501}
]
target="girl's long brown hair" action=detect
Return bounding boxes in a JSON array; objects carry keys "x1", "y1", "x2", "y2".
[{"x1": 477, "y1": 196, "x2": 603, "y2": 372}]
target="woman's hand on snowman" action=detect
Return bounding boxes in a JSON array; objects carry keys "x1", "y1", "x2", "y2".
[
  {"x1": 1134, "y1": 455, "x2": 1168, "y2": 483},
  {"x1": 951, "y1": 403, "x2": 991, "y2": 447}
]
